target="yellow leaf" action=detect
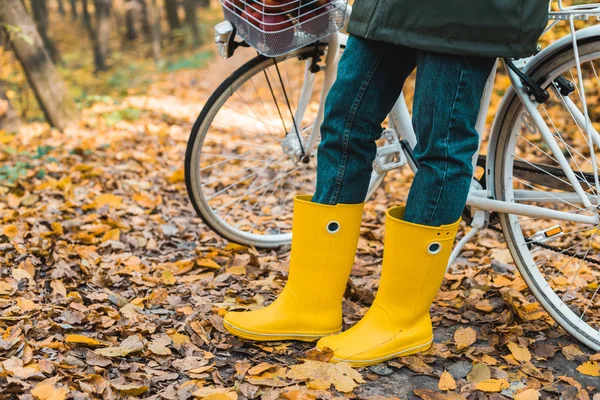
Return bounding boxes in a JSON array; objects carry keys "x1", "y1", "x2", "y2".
[
  {"x1": 202, "y1": 394, "x2": 238, "y2": 400},
  {"x1": 438, "y1": 370, "x2": 456, "y2": 391},
  {"x1": 102, "y1": 228, "x2": 120, "y2": 242},
  {"x1": 248, "y1": 362, "x2": 277, "y2": 376},
  {"x1": 31, "y1": 380, "x2": 70, "y2": 400},
  {"x1": 226, "y1": 266, "x2": 246, "y2": 275},
  {"x1": 94, "y1": 194, "x2": 123, "y2": 209},
  {"x1": 287, "y1": 360, "x2": 364, "y2": 393},
  {"x1": 475, "y1": 379, "x2": 509, "y2": 392},
  {"x1": 162, "y1": 270, "x2": 176, "y2": 285},
  {"x1": 65, "y1": 334, "x2": 103, "y2": 347},
  {"x1": 197, "y1": 258, "x2": 221, "y2": 269},
  {"x1": 2, "y1": 225, "x2": 18, "y2": 238},
  {"x1": 16, "y1": 297, "x2": 38, "y2": 312},
  {"x1": 12, "y1": 268, "x2": 32, "y2": 281},
  {"x1": 507, "y1": 341, "x2": 532, "y2": 363},
  {"x1": 50, "y1": 280, "x2": 67, "y2": 297},
  {"x1": 111, "y1": 382, "x2": 149, "y2": 396},
  {"x1": 562, "y1": 344, "x2": 585, "y2": 361},
  {"x1": 481, "y1": 354, "x2": 498, "y2": 366},
  {"x1": 168, "y1": 169, "x2": 185, "y2": 183},
  {"x1": 51, "y1": 222, "x2": 63, "y2": 235},
  {"x1": 169, "y1": 332, "x2": 191, "y2": 349},
  {"x1": 515, "y1": 389, "x2": 541, "y2": 400},
  {"x1": 475, "y1": 300, "x2": 494, "y2": 312},
  {"x1": 577, "y1": 361, "x2": 600, "y2": 377},
  {"x1": 192, "y1": 387, "x2": 238, "y2": 399},
  {"x1": 454, "y1": 326, "x2": 477, "y2": 350}
]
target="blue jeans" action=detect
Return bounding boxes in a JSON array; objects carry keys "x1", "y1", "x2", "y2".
[{"x1": 312, "y1": 35, "x2": 496, "y2": 226}]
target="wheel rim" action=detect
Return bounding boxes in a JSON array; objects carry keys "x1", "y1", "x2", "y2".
[
  {"x1": 499, "y1": 48, "x2": 600, "y2": 348},
  {"x1": 188, "y1": 49, "x2": 330, "y2": 247}
]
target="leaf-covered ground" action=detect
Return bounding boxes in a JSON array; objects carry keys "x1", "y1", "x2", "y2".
[
  {"x1": 1, "y1": 52, "x2": 599, "y2": 399},
  {"x1": 3, "y1": 4, "x2": 600, "y2": 394}
]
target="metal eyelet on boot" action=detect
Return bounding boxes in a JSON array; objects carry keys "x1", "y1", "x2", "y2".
[
  {"x1": 326, "y1": 220, "x2": 341, "y2": 235},
  {"x1": 427, "y1": 242, "x2": 442, "y2": 255}
]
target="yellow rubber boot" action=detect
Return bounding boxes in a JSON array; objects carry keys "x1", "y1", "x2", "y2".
[
  {"x1": 223, "y1": 195, "x2": 364, "y2": 342},
  {"x1": 316, "y1": 206, "x2": 460, "y2": 366}
]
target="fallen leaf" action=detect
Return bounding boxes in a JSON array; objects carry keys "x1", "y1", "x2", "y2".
[
  {"x1": 31, "y1": 379, "x2": 70, "y2": 400},
  {"x1": 515, "y1": 389, "x2": 541, "y2": 400},
  {"x1": 94, "y1": 193, "x2": 123, "y2": 209},
  {"x1": 287, "y1": 360, "x2": 364, "y2": 393},
  {"x1": 577, "y1": 361, "x2": 600, "y2": 377},
  {"x1": 507, "y1": 341, "x2": 532, "y2": 363},
  {"x1": 466, "y1": 363, "x2": 491, "y2": 383},
  {"x1": 65, "y1": 334, "x2": 103, "y2": 347},
  {"x1": 438, "y1": 370, "x2": 457, "y2": 391},
  {"x1": 2, "y1": 224, "x2": 18, "y2": 238},
  {"x1": 454, "y1": 327, "x2": 477, "y2": 350},
  {"x1": 475, "y1": 379, "x2": 509, "y2": 392}
]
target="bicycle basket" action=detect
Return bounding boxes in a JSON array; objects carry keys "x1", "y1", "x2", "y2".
[{"x1": 220, "y1": 0, "x2": 348, "y2": 57}]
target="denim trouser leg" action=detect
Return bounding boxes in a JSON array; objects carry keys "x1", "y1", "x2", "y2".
[
  {"x1": 403, "y1": 53, "x2": 496, "y2": 226},
  {"x1": 312, "y1": 36, "x2": 417, "y2": 204},
  {"x1": 312, "y1": 34, "x2": 495, "y2": 227}
]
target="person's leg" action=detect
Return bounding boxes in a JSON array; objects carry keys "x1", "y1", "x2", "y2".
[
  {"x1": 223, "y1": 36, "x2": 415, "y2": 342},
  {"x1": 312, "y1": 35, "x2": 417, "y2": 205},
  {"x1": 316, "y1": 52, "x2": 495, "y2": 367},
  {"x1": 404, "y1": 52, "x2": 496, "y2": 226}
]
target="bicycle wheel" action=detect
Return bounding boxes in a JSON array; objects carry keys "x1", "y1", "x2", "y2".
[
  {"x1": 493, "y1": 39, "x2": 600, "y2": 350},
  {"x1": 186, "y1": 43, "x2": 385, "y2": 248}
]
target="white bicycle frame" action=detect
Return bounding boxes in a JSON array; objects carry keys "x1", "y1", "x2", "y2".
[{"x1": 292, "y1": 0, "x2": 600, "y2": 259}]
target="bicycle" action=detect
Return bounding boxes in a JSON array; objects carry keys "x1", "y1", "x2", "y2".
[{"x1": 186, "y1": 0, "x2": 600, "y2": 351}]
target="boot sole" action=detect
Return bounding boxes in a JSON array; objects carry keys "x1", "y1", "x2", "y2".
[
  {"x1": 224, "y1": 319, "x2": 341, "y2": 342},
  {"x1": 319, "y1": 338, "x2": 433, "y2": 367}
]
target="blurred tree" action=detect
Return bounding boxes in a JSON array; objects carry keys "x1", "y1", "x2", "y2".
[
  {"x1": 184, "y1": 0, "x2": 200, "y2": 47},
  {"x1": 149, "y1": 0, "x2": 161, "y2": 61},
  {"x1": 164, "y1": 0, "x2": 180, "y2": 34},
  {"x1": 57, "y1": 0, "x2": 66, "y2": 16},
  {"x1": 138, "y1": 0, "x2": 151, "y2": 38},
  {"x1": 94, "y1": 0, "x2": 111, "y2": 70},
  {"x1": 0, "y1": 0, "x2": 78, "y2": 130},
  {"x1": 31, "y1": 0, "x2": 60, "y2": 61},
  {"x1": 124, "y1": 0, "x2": 139, "y2": 40},
  {"x1": 82, "y1": 0, "x2": 111, "y2": 71},
  {"x1": 0, "y1": 82, "x2": 20, "y2": 132},
  {"x1": 70, "y1": 0, "x2": 78, "y2": 19}
]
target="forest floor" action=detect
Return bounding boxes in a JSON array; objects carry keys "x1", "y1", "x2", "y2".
[{"x1": 1, "y1": 10, "x2": 600, "y2": 400}]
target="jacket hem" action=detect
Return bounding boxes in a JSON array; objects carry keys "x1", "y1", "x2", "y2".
[{"x1": 347, "y1": 22, "x2": 537, "y2": 58}]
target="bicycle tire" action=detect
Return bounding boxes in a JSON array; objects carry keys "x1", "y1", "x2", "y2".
[
  {"x1": 185, "y1": 43, "x2": 387, "y2": 249},
  {"x1": 492, "y1": 38, "x2": 600, "y2": 350}
]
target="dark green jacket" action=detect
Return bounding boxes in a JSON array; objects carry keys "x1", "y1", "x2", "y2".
[{"x1": 348, "y1": 0, "x2": 549, "y2": 58}]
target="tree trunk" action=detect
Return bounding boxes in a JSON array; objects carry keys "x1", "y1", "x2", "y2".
[
  {"x1": 148, "y1": 0, "x2": 161, "y2": 62},
  {"x1": 0, "y1": 0, "x2": 77, "y2": 130},
  {"x1": 0, "y1": 82, "x2": 21, "y2": 132},
  {"x1": 184, "y1": 0, "x2": 200, "y2": 47},
  {"x1": 164, "y1": 0, "x2": 180, "y2": 32},
  {"x1": 31, "y1": 0, "x2": 60, "y2": 61},
  {"x1": 138, "y1": 0, "x2": 151, "y2": 38},
  {"x1": 70, "y1": 0, "x2": 78, "y2": 19},
  {"x1": 124, "y1": 0, "x2": 137, "y2": 40},
  {"x1": 57, "y1": 0, "x2": 66, "y2": 15},
  {"x1": 94, "y1": 0, "x2": 111, "y2": 70}
]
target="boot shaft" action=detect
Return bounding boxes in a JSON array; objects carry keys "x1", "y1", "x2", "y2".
[{"x1": 375, "y1": 206, "x2": 460, "y2": 323}]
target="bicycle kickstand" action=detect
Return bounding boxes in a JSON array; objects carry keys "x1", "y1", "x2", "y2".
[{"x1": 448, "y1": 183, "x2": 490, "y2": 270}]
